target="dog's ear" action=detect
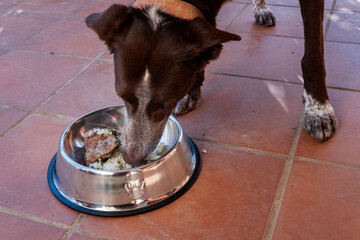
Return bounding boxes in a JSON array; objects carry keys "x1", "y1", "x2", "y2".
[
  {"x1": 186, "y1": 18, "x2": 241, "y2": 62},
  {"x1": 189, "y1": 18, "x2": 241, "y2": 49},
  {"x1": 85, "y1": 4, "x2": 128, "y2": 47}
]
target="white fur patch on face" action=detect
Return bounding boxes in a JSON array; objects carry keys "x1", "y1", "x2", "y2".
[{"x1": 144, "y1": 5, "x2": 164, "y2": 31}]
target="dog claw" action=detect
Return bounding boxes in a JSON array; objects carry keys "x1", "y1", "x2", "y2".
[{"x1": 254, "y1": 8, "x2": 276, "y2": 27}]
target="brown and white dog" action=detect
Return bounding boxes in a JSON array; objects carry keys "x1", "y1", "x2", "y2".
[{"x1": 86, "y1": 0, "x2": 337, "y2": 166}]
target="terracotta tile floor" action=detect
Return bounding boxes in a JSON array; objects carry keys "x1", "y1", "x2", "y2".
[{"x1": 0, "y1": 0, "x2": 359, "y2": 239}]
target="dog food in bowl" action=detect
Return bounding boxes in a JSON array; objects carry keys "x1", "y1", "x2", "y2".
[{"x1": 84, "y1": 127, "x2": 167, "y2": 170}]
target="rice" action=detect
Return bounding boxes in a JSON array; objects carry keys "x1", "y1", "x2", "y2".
[
  {"x1": 86, "y1": 127, "x2": 168, "y2": 170},
  {"x1": 145, "y1": 142, "x2": 167, "y2": 160},
  {"x1": 89, "y1": 148, "x2": 132, "y2": 170},
  {"x1": 85, "y1": 127, "x2": 115, "y2": 137}
]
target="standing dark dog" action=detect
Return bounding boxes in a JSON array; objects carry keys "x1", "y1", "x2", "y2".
[{"x1": 86, "y1": 0, "x2": 337, "y2": 166}]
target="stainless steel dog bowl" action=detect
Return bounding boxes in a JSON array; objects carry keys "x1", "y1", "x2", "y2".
[{"x1": 47, "y1": 105, "x2": 201, "y2": 216}]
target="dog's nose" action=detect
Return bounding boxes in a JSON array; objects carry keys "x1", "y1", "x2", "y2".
[{"x1": 123, "y1": 147, "x2": 145, "y2": 167}]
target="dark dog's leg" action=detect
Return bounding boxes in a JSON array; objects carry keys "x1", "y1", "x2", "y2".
[
  {"x1": 173, "y1": 70, "x2": 205, "y2": 115},
  {"x1": 299, "y1": 0, "x2": 337, "y2": 142},
  {"x1": 252, "y1": 0, "x2": 276, "y2": 26}
]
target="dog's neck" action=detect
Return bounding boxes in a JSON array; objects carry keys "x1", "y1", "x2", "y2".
[{"x1": 134, "y1": 0, "x2": 205, "y2": 20}]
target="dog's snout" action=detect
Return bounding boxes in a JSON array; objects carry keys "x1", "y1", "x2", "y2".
[{"x1": 123, "y1": 146, "x2": 146, "y2": 167}]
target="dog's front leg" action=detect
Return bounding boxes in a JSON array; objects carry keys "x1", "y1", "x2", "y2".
[
  {"x1": 299, "y1": 0, "x2": 337, "y2": 142},
  {"x1": 173, "y1": 70, "x2": 205, "y2": 115},
  {"x1": 252, "y1": 0, "x2": 276, "y2": 26}
]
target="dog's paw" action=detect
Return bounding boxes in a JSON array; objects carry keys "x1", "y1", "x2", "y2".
[
  {"x1": 253, "y1": 7, "x2": 276, "y2": 27},
  {"x1": 173, "y1": 94, "x2": 199, "y2": 116},
  {"x1": 303, "y1": 91, "x2": 337, "y2": 142}
]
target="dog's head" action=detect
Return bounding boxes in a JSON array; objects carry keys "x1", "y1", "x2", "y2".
[{"x1": 86, "y1": 4, "x2": 240, "y2": 166}]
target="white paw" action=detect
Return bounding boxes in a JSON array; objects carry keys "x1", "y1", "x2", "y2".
[
  {"x1": 253, "y1": 7, "x2": 276, "y2": 27},
  {"x1": 303, "y1": 90, "x2": 337, "y2": 142}
]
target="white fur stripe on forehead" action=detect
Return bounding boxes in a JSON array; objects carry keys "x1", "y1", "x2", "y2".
[
  {"x1": 144, "y1": 5, "x2": 164, "y2": 31},
  {"x1": 143, "y1": 69, "x2": 150, "y2": 85},
  {"x1": 136, "y1": 69, "x2": 152, "y2": 114}
]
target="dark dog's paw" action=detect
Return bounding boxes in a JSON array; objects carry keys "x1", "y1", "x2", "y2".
[
  {"x1": 303, "y1": 91, "x2": 337, "y2": 142},
  {"x1": 173, "y1": 94, "x2": 200, "y2": 116},
  {"x1": 253, "y1": 7, "x2": 276, "y2": 27}
]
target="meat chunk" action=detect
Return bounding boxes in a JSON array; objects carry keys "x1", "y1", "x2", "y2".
[{"x1": 84, "y1": 128, "x2": 120, "y2": 166}]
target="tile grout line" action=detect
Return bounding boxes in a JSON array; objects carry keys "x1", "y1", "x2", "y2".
[
  {"x1": 324, "y1": 0, "x2": 338, "y2": 40},
  {"x1": 33, "y1": 49, "x2": 107, "y2": 112},
  {"x1": 224, "y1": 31, "x2": 360, "y2": 45},
  {"x1": 208, "y1": 71, "x2": 304, "y2": 85},
  {"x1": 262, "y1": 109, "x2": 304, "y2": 240},
  {"x1": 0, "y1": 206, "x2": 111, "y2": 240},
  {"x1": 225, "y1": 2, "x2": 251, "y2": 31},
  {"x1": 15, "y1": 49, "x2": 97, "y2": 61},
  {"x1": 208, "y1": 71, "x2": 360, "y2": 93},
  {"x1": 326, "y1": 39, "x2": 360, "y2": 46},
  {"x1": 0, "y1": 0, "x2": 27, "y2": 13},
  {"x1": 0, "y1": 111, "x2": 32, "y2": 138},
  {"x1": 191, "y1": 137, "x2": 288, "y2": 159},
  {"x1": 234, "y1": 31, "x2": 305, "y2": 40},
  {"x1": 192, "y1": 134, "x2": 360, "y2": 170},
  {"x1": 221, "y1": 30, "x2": 360, "y2": 45},
  {"x1": 59, "y1": 213, "x2": 87, "y2": 240},
  {"x1": 33, "y1": 110, "x2": 77, "y2": 121},
  {"x1": 0, "y1": 108, "x2": 75, "y2": 138},
  {"x1": 0, "y1": 105, "x2": 31, "y2": 137},
  {"x1": 72, "y1": 230, "x2": 113, "y2": 240},
  {"x1": 0, "y1": 104, "x2": 30, "y2": 113},
  {"x1": 1, "y1": 10, "x2": 62, "y2": 21},
  {"x1": 1, "y1": 14, "x2": 62, "y2": 56},
  {"x1": 2, "y1": 48, "x2": 112, "y2": 64},
  {"x1": 0, "y1": 206, "x2": 71, "y2": 230},
  {"x1": 228, "y1": 31, "x2": 360, "y2": 44},
  {"x1": 295, "y1": 156, "x2": 360, "y2": 170},
  {"x1": 140, "y1": 215, "x2": 174, "y2": 239}
]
